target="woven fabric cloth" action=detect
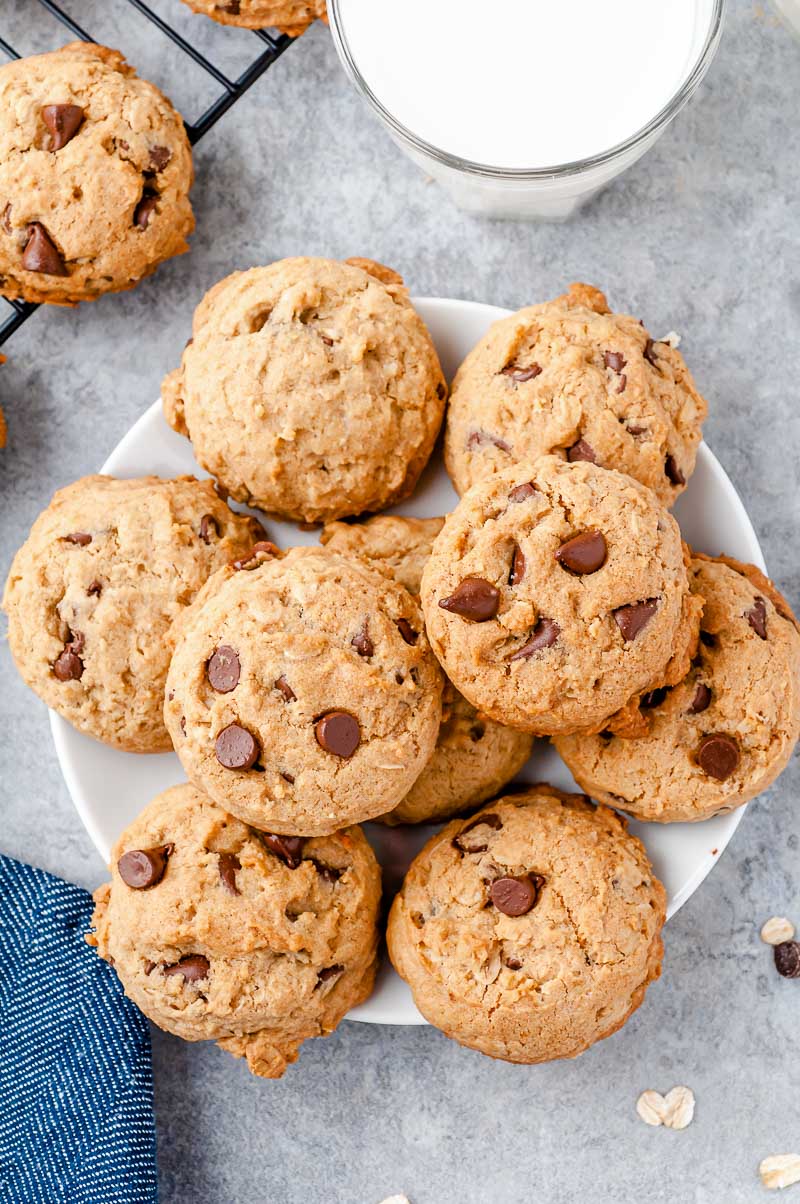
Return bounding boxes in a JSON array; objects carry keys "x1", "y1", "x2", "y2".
[{"x1": 0, "y1": 854, "x2": 157, "y2": 1204}]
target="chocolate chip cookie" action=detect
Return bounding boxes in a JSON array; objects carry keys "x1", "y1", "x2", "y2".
[
  {"x1": 445, "y1": 283, "x2": 707, "y2": 508},
  {"x1": 89, "y1": 783, "x2": 381, "y2": 1078},
  {"x1": 2, "y1": 475, "x2": 263, "y2": 752},
  {"x1": 555, "y1": 554, "x2": 800, "y2": 822},
  {"x1": 161, "y1": 257, "x2": 446, "y2": 524},
  {"x1": 420, "y1": 455, "x2": 691, "y2": 736},
  {"x1": 164, "y1": 545, "x2": 444, "y2": 835},
  {"x1": 321, "y1": 514, "x2": 534, "y2": 824},
  {"x1": 180, "y1": 0, "x2": 326, "y2": 33},
  {"x1": 0, "y1": 43, "x2": 193, "y2": 306},
  {"x1": 387, "y1": 785, "x2": 665, "y2": 1063}
]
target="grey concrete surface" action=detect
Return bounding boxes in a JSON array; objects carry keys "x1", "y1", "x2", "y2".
[{"x1": 1, "y1": 2, "x2": 799, "y2": 1201}]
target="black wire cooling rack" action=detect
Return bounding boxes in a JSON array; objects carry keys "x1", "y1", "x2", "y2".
[{"x1": 0, "y1": 0, "x2": 294, "y2": 345}]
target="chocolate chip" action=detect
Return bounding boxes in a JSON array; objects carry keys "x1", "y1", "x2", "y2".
[
  {"x1": 490, "y1": 874, "x2": 544, "y2": 917},
  {"x1": 604, "y1": 351, "x2": 626, "y2": 373},
  {"x1": 689, "y1": 682, "x2": 711, "y2": 713},
  {"x1": 2, "y1": 203, "x2": 11, "y2": 235},
  {"x1": 555, "y1": 530, "x2": 607, "y2": 575},
  {"x1": 149, "y1": 145, "x2": 172, "y2": 171},
  {"x1": 223, "y1": 0, "x2": 241, "y2": 12},
  {"x1": 280, "y1": 771, "x2": 295, "y2": 784},
  {"x1": 275, "y1": 674, "x2": 296, "y2": 702},
  {"x1": 436, "y1": 381, "x2": 447, "y2": 400},
  {"x1": 351, "y1": 624, "x2": 374, "y2": 657},
  {"x1": 310, "y1": 859, "x2": 342, "y2": 883},
  {"x1": 665, "y1": 454, "x2": 685, "y2": 486},
  {"x1": 643, "y1": 338, "x2": 659, "y2": 367},
  {"x1": 215, "y1": 723, "x2": 259, "y2": 770},
  {"x1": 42, "y1": 103, "x2": 84, "y2": 150},
  {"x1": 180, "y1": 716, "x2": 186, "y2": 736},
  {"x1": 501, "y1": 362, "x2": 541, "y2": 382},
  {"x1": 207, "y1": 646, "x2": 240, "y2": 693},
  {"x1": 218, "y1": 852, "x2": 241, "y2": 895},
  {"x1": 696, "y1": 732, "x2": 740, "y2": 780},
  {"x1": 453, "y1": 812, "x2": 503, "y2": 854},
  {"x1": 231, "y1": 541, "x2": 278, "y2": 570},
  {"x1": 261, "y1": 833, "x2": 303, "y2": 869},
  {"x1": 700, "y1": 630, "x2": 717, "y2": 648},
  {"x1": 317, "y1": 964, "x2": 344, "y2": 985},
  {"x1": 508, "y1": 482, "x2": 536, "y2": 503},
  {"x1": 134, "y1": 192, "x2": 157, "y2": 229},
  {"x1": 509, "y1": 545, "x2": 525, "y2": 587},
  {"x1": 617, "y1": 374, "x2": 627, "y2": 394},
  {"x1": 627, "y1": 423, "x2": 647, "y2": 437},
  {"x1": 469, "y1": 722, "x2": 485, "y2": 742},
  {"x1": 396, "y1": 618, "x2": 418, "y2": 645},
  {"x1": 64, "y1": 531, "x2": 91, "y2": 546},
  {"x1": 22, "y1": 223, "x2": 66, "y2": 275},
  {"x1": 746, "y1": 596, "x2": 767, "y2": 639},
  {"x1": 567, "y1": 438, "x2": 597, "y2": 464},
  {"x1": 320, "y1": 334, "x2": 334, "y2": 346},
  {"x1": 87, "y1": 580, "x2": 102, "y2": 597},
  {"x1": 118, "y1": 845, "x2": 172, "y2": 890},
  {"x1": 163, "y1": 955, "x2": 209, "y2": 983},
  {"x1": 641, "y1": 687, "x2": 667, "y2": 708},
  {"x1": 613, "y1": 600, "x2": 657, "y2": 641},
  {"x1": 198, "y1": 514, "x2": 218, "y2": 544},
  {"x1": 53, "y1": 630, "x2": 84, "y2": 681},
  {"x1": 466, "y1": 430, "x2": 511, "y2": 452},
  {"x1": 439, "y1": 578, "x2": 500, "y2": 622},
  {"x1": 774, "y1": 940, "x2": 800, "y2": 978},
  {"x1": 503, "y1": 954, "x2": 523, "y2": 970},
  {"x1": 315, "y1": 711, "x2": 360, "y2": 758},
  {"x1": 509, "y1": 617, "x2": 560, "y2": 660}
]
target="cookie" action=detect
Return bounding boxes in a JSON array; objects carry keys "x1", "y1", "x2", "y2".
[
  {"x1": 445, "y1": 283, "x2": 707, "y2": 508},
  {"x1": 2, "y1": 475, "x2": 263, "y2": 752},
  {"x1": 321, "y1": 514, "x2": 534, "y2": 824},
  {"x1": 161, "y1": 257, "x2": 446, "y2": 523},
  {"x1": 555, "y1": 554, "x2": 800, "y2": 822},
  {"x1": 88, "y1": 783, "x2": 381, "y2": 1079},
  {"x1": 0, "y1": 43, "x2": 193, "y2": 306},
  {"x1": 420, "y1": 455, "x2": 691, "y2": 736},
  {"x1": 180, "y1": 0, "x2": 327, "y2": 33},
  {"x1": 387, "y1": 785, "x2": 665, "y2": 1064},
  {"x1": 164, "y1": 544, "x2": 444, "y2": 835}
]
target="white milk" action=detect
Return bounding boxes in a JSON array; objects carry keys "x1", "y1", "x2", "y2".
[{"x1": 331, "y1": 0, "x2": 721, "y2": 217}]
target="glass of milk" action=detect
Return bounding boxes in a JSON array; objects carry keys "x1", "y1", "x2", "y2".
[{"x1": 329, "y1": 0, "x2": 725, "y2": 221}]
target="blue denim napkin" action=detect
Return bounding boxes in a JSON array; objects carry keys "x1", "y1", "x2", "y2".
[{"x1": 0, "y1": 854, "x2": 158, "y2": 1204}]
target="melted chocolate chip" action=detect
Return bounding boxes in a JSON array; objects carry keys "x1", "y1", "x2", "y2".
[
  {"x1": 700, "y1": 630, "x2": 717, "y2": 648},
  {"x1": 118, "y1": 845, "x2": 172, "y2": 890},
  {"x1": 509, "y1": 618, "x2": 560, "y2": 660},
  {"x1": 42, "y1": 103, "x2": 84, "y2": 150},
  {"x1": 149, "y1": 145, "x2": 172, "y2": 171},
  {"x1": 163, "y1": 955, "x2": 209, "y2": 983},
  {"x1": 613, "y1": 600, "x2": 658, "y2": 641},
  {"x1": 453, "y1": 812, "x2": 502, "y2": 853},
  {"x1": 87, "y1": 580, "x2": 102, "y2": 597},
  {"x1": 746, "y1": 596, "x2": 767, "y2": 639},
  {"x1": 774, "y1": 940, "x2": 800, "y2": 978},
  {"x1": 310, "y1": 859, "x2": 342, "y2": 883},
  {"x1": 439, "y1": 578, "x2": 500, "y2": 622},
  {"x1": 567, "y1": 438, "x2": 597, "y2": 464},
  {"x1": 207, "y1": 646, "x2": 241, "y2": 693},
  {"x1": 396, "y1": 618, "x2": 418, "y2": 645},
  {"x1": 604, "y1": 350, "x2": 626, "y2": 373},
  {"x1": 509, "y1": 545, "x2": 525, "y2": 587},
  {"x1": 2, "y1": 203, "x2": 12, "y2": 235},
  {"x1": 351, "y1": 624, "x2": 374, "y2": 657},
  {"x1": 274, "y1": 675, "x2": 296, "y2": 702},
  {"x1": 490, "y1": 873, "x2": 544, "y2": 917},
  {"x1": 198, "y1": 513, "x2": 218, "y2": 544},
  {"x1": 665, "y1": 454, "x2": 685, "y2": 486},
  {"x1": 261, "y1": 833, "x2": 303, "y2": 869},
  {"x1": 134, "y1": 191, "x2": 158, "y2": 230},
  {"x1": 22, "y1": 223, "x2": 66, "y2": 275},
  {"x1": 643, "y1": 338, "x2": 659, "y2": 367},
  {"x1": 466, "y1": 430, "x2": 511, "y2": 453},
  {"x1": 317, "y1": 964, "x2": 344, "y2": 986},
  {"x1": 64, "y1": 531, "x2": 91, "y2": 546},
  {"x1": 508, "y1": 482, "x2": 536, "y2": 504},
  {"x1": 215, "y1": 723, "x2": 260, "y2": 770},
  {"x1": 231, "y1": 541, "x2": 278, "y2": 570},
  {"x1": 218, "y1": 852, "x2": 241, "y2": 895},
  {"x1": 641, "y1": 687, "x2": 667, "y2": 709},
  {"x1": 555, "y1": 530, "x2": 607, "y2": 575},
  {"x1": 501, "y1": 362, "x2": 542, "y2": 383},
  {"x1": 689, "y1": 682, "x2": 712, "y2": 713},
  {"x1": 315, "y1": 711, "x2": 360, "y2": 758},
  {"x1": 53, "y1": 630, "x2": 85, "y2": 681},
  {"x1": 617, "y1": 373, "x2": 628, "y2": 394},
  {"x1": 696, "y1": 732, "x2": 740, "y2": 780}
]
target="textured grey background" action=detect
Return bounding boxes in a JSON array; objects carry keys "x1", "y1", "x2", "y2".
[{"x1": 1, "y1": 2, "x2": 799, "y2": 1201}]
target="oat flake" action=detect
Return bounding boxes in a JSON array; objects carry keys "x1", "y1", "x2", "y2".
[
  {"x1": 761, "y1": 917, "x2": 796, "y2": 946},
  {"x1": 760, "y1": 1155, "x2": 800, "y2": 1190}
]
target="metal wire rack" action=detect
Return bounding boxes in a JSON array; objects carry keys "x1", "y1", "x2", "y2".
[{"x1": 0, "y1": 0, "x2": 294, "y2": 344}]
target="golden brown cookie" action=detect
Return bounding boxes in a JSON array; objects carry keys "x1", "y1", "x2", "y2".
[
  {"x1": 164, "y1": 544, "x2": 444, "y2": 835},
  {"x1": 89, "y1": 783, "x2": 381, "y2": 1078},
  {"x1": 180, "y1": 0, "x2": 327, "y2": 34},
  {"x1": 0, "y1": 43, "x2": 193, "y2": 306},
  {"x1": 387, "y1": 785, "x2": 665, "y2": 1064},
  {"x1": 161, "y1": 257, "x2": 446, "y2": 523},
  {"x1": 445, "y1": 283, "x2": 707, "y2": 508},
  {"x1": 1, "y1": 475, "x2": 263, "y2": 752},
  {"x1": 320, "y1": 514, "x2": 445, "y2": 596},
  {"x1": 555, "y1": 554, "x2": 800, "y2": 822},
  {"x1": 420, "y1": 455, "x2": 691, "y2": 736}
]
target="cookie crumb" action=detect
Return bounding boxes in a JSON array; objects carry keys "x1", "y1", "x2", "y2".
[
  {"x1": 759, "y1": 1155, "x2": 800, "y2": 1190},
  {"x1": 660, "y1": 330, "x2": 682, "y2": 348},
  {"x1": 636, "y1": 1086, "x2": 695, "y2": 1130},
  {"x1": 761, "y1": 917, "x2": 796, "y2": 946},
  {"x1": 378, "y1": 1197, "x2": 411, "y2": 1204}
]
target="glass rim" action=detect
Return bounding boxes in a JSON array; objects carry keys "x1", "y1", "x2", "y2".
[{"x1": 328, "y1": 0, "x2": 727, "y2": 180}]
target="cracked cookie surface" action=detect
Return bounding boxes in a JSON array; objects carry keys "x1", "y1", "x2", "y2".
[
  {"x1": 387, "y1": 785, "x2": 665, "y2": 1063},
  {"x1": 164, "y1": 544, "x2": 444, "y2": 835},
  {"x1": 1, "y1": 475, "x2": 263, "y2": 752},
  {"x1": 420, "y1": 455, "x2": 690, "y2": 736},
  {"x1": 556, "y1": 554, "x2": 800, "y2": 822},
  {"x1": 0, "y1": 42, "x2": 193, "y2": 305},
  {"x1": 445, "y1": 283, "x2": 706, "y2": 508},
  {"x1": 162, "y1": 257, "x2": 446, "y2": 523},
  {"x1": 89, "y1": 783, "x2": 381, "y2": 1078}
]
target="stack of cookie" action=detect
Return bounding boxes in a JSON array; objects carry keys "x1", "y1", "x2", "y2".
[{"x1": 4, "y1": 262, "x2": 798, "y2": 1076}]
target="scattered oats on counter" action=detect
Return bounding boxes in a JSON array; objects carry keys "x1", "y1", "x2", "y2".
[
  {"x1": 636, "y1": 1086, "x2": 695, "y2": 1130},
  {"x1": 761, "y1": 917, "x2": 796, "y2": 946},
  {"x1": 660, "y1": 330, "x2": 682, "y2": 348},
  {"x1": 759, "y1": 1154, "x2": 800, "y2": 1190},
  {"x1": 378, "y1": 1196, "x2": 411, "y2": 1204}
]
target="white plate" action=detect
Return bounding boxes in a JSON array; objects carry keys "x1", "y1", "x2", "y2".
[{"x1": 51, "y1": 297, "x2": 765, "y2": 1026}]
